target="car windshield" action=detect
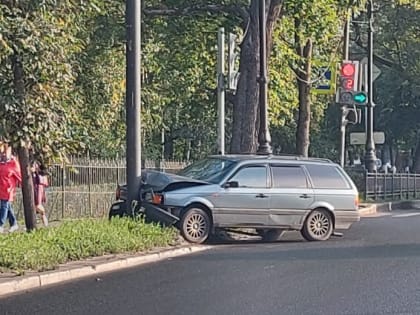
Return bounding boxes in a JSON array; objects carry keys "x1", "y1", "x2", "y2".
[{"x1": 178, "y1": 157, "x2": 237, "y2": 184}]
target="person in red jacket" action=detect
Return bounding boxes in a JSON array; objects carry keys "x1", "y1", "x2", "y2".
[{"x1": 0, "y1": 144, "x2": 21, "y2": 233}]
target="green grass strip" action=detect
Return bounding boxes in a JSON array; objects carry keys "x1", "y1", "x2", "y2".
[{"x1": 0, "y1": 218, "x2": 178, "y2": 274}]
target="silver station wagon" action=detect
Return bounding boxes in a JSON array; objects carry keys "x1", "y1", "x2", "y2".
[{"x1": 110, "y1": 155, "x2": 360, "y2": 244}]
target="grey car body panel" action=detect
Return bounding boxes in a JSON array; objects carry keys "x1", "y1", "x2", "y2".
[{"x1": 115, "y1": 155, "x2": 360, "y2": 232}]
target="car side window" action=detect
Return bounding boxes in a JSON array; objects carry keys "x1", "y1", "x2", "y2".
[
  {"x1": 305, "y1": 164, "x2": 350, "y2": 189},
  {"x1": 271, "y1": 166, "x2": 308, "y2": 188},
  {"x1": 229, "y1": 166, "x2": 267, "y2": 188}
]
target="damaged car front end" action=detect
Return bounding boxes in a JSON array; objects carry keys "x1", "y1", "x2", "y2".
[
  {"x1": 109, "y1": 157, "x2": 238, "y2": 243},
  {"x1": 110, "y1": 171, "x2": 210, "y2": 224}
]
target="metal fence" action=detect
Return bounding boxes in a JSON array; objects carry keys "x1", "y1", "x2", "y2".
[
  {"x1": 13, "y1": 159, "x2": 188, "y2": 221},
  {"x1": 365, "y1": 172, "x2": 420, "y2": 201}
]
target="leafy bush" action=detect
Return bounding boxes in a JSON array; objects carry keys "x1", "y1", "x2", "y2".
[{"x1": 0, "y1": 218, "x2": 178, "y2": 274}]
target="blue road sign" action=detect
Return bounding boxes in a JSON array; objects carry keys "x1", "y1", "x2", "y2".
[{"x1": 313, "y1": 66, "x2": 336, "y2": 95}]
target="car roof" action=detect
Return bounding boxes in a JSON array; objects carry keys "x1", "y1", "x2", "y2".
[{"x1": 207, "y1": 154, "x2": 334, "y2": 165}]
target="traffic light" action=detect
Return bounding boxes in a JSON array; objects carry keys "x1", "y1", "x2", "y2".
[
  {"x1": 353, "y1": 91, "x2": 367, "y2": 105},
  {"x1": 337, "y1": 61, "x2": 359, "y2": 104}
]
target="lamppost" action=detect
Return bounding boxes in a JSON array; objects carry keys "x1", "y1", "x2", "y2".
[
  {"x1": 257, "y1": 0, "x2": 272, "y2": 155},
  {"x1": 125, "y1": 0, "x2": 142, "y2": 215},
  {"x1": 364, "y1": 0, "x2": 377, "y2": 172}
]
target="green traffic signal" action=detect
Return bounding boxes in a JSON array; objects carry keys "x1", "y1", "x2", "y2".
[{"x1": 353, "y1": 92, "x2": 367, "y2": 105}]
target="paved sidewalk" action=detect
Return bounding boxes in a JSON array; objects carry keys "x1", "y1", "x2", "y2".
[{"x1": 0, "y1": 244, "x2": 212, "y2": 298}]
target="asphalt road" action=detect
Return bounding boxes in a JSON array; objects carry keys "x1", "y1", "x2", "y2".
[{"x1": 2, "y1": 210, "x2": 420, "y2": 315}]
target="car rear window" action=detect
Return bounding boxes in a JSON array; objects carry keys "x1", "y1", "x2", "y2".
[{"x1": 305, "y1": 164, "x2": 350, "y2": 189}]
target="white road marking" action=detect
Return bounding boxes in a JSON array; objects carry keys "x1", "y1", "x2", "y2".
[{"x1": 392, "y1": 212, "x2": 420, "y2": 218}]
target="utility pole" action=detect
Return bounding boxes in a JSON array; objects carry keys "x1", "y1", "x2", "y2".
[
  {"x1": 339, "y1": 12, "x2": 351, "y2": 167},
  {"x1": 257, "y1": 0, "x2": 272, "y2": 155},
  {"x1": 125, "y1": 0, "x2": 142, "y2": 215},
  {"x1": 217, "y1": 28, "x2": 225, "y2": 155},
  {"x1": 364, "y1": 0, "x2": 377, "y2": 172}
]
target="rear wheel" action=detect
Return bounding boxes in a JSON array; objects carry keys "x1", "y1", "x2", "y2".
[
  {"x1": 256, "y1": 229, "x2": 285, "y2": 242},
  {"x1": 180, "y1": 207, "x2": 211, "y2": 244},
  {"x1": 301, "y1": 209, "x2": 333, "y2": 241}
]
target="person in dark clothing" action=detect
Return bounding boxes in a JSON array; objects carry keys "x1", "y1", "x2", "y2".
[{"x1": 31, "y1": 161, "x2": 49, "y2": 226}]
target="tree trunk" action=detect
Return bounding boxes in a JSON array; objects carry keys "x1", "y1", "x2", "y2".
[
  {"x1": 230, "y1": 0, "x2": 284, "y2": 154},
  {"x1": 12, "y1": 55, "x2": 37, "y2": 230},
  {"x1": 295, "y1": 38, "x2": 313, "y2": 157},
  {"x1": 17, "y1": 146, "x2": 37, "y2": 231},
  {"x1": 230, "y1": 0, "x2": 259, "y2": 154}
]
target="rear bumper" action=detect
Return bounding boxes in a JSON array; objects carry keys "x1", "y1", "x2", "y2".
[{"x1": 334, "y1": 210, "x2": 360, "y2": 229}]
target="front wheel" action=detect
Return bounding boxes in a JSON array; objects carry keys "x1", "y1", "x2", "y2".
[
  {"x1": 301, "y1": 209, "x2": 333, "y2": 241},
  {"x1": 180, "y1": 207, "x2": 212, "y2": 244}
]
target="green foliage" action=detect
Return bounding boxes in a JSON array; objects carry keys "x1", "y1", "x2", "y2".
[
  {"x1": 0, "y1": 218, "x2": 178, "y2": 273},
  {"x1": 269, "y1": 0, "x2": 361, "y2": 156},
  {"x1": 1, "y1": 0, "x2": 418, "y2": 163},
  {"x1": 0, "y1": 1, "x2": 94, "y2": 160},
  {"x1": 372, "y1": 0, "x2": 420, "y2": 149}
]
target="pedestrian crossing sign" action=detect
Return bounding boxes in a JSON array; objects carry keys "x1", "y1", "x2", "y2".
[{"x1": 313, "y1": 66, "x2": 336, "y2": 95}]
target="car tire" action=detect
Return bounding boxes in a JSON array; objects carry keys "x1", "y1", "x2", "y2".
[
  {"x1": 180, "y1": 207, "x2": 211, "y2": 244},
  {"x1": 108, "y1": 201, "x2": 127, "y2": 220},
  {"x1": 256, "y1": 229, "x2": 285, "y2": 242},
  {"x1": 301, "y1": 209, "x2": 333, "y2": 241}
]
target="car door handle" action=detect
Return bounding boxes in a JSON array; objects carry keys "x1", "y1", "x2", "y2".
[
  {"x1": 255, "y1": 193, "x2": 269, "y2": 198},
  {"x1": 299, "y1": 194, "x2": 311, "y2": 199}
]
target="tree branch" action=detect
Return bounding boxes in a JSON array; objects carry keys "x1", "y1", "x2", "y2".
[
  {"x1": 352, "y1": 20, "x2": 404, "y2": 71},
  {"x1": 143, "y1": 4, "x2": 249, "y2": 21}
]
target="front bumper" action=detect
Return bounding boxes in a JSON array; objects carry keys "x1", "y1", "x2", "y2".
[
  {"x1": 142, "y1": 202, "x2": 179, "y2": 226},
  {"x1": 109, "y1": 200, "x2": 179, "y2": 226}
]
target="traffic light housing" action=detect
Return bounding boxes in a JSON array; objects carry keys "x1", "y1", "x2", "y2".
[
  {"x1": 337, "y1": 61, "x2": 359, "y2": 104},
  {"x1": 342, "y1": 106, "x2": 361, "y2": 125}
]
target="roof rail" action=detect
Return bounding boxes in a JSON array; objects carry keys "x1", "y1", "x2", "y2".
[
  {"x1": 269, "y1": 155, "x2": 333, "y2": 163},
  {"x1": 305, "y1": 157, "x2": 334, "y2": 163}
]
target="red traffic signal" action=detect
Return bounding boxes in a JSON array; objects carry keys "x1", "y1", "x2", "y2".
[
  {"x1": 340, "y1": 63, "x2": 356, "y2": 91},
  {"x1": 337, "y1": 61, "x2": 359, "y2": 104},
  {"x1": 341, "y1": 63, "x2": 356, "y2": 77}
]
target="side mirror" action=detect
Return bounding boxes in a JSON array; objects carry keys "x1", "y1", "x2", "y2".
[{"x1": 224, "y1": 181, "x2": 239, "y2": 188}]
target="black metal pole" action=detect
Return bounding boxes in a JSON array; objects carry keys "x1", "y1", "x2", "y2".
[
  {"x1": 364, "y1": 0, "x2": 377, "y2": 172},
  {"x1": 257, "y1": 0, "x2": 272, "y2": 155},
  {"x1": 339, "y1": 12, "x2": 351, "y2": 167},
  {"x1": 125, "y1": 0, "x2": 142, "y2": 214}
]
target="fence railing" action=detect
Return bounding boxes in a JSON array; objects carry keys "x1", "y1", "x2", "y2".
[
  {"x1": 13, "y1": 159, "x2": 188, "y2": 221},
  {"x1": 365, "y1": 172, "x2": 420, "y2": 201}
]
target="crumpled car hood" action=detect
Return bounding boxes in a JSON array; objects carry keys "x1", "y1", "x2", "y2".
[{"x1": 141, "y1": 170, "x2": 209, "y2": 192}]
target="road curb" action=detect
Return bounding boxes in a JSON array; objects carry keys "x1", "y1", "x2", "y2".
[
  {"x1": 0, "y1": 245, "x2": 211, "y2": 298},
  {"x1": 359, "y1": 200, "x2": 420, "y2": 216},
  {"x1": 358, "y1": 204, "x2": 378, "y2": 216}
]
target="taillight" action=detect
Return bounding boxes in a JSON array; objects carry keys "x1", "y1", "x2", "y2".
[
  {"x1": 355, "y1": 195, "x2": 359, "y2": 208},
  {"x1": 152, "y1": 193, "x2": 164, "y2": 204}
]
